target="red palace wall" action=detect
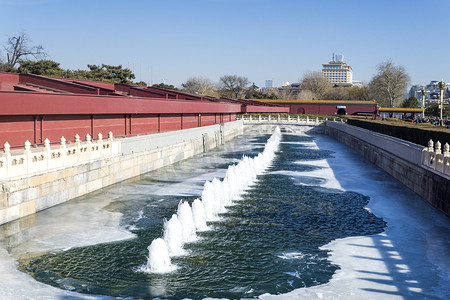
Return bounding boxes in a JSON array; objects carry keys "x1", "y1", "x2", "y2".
[
  {"x1": 0, "y1": 91, "x2": 244, "y2": 148},
  {"x1": 0, "y1": 73, "x2": 290, "y2": 149}
]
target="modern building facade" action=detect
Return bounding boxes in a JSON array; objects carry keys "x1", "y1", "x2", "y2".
[{"x1": 322, "y1": 55, "x2": 353, "y2": 85}]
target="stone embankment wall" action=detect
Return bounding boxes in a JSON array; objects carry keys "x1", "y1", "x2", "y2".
[
  {"x1": 324, "y1": 121, "x2": 450, "y2": 217},
  {"x1": 0, "y1": 121, "x2": 243, "y2": 225}
]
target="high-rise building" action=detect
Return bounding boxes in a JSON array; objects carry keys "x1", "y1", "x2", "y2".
[
  {"x1": 322, "y1": 54, "x2": 353, "y2": 85},
  {"x1": 265, "y1": 80, "x2": 273, "y2": 88}
]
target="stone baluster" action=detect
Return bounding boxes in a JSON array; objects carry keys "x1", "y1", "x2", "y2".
[
  {"x1": 258, "y1": 115, "x2": 262, "y2": 122},
  {"x1": 108, "y1": 131, "x2": 114, "y2": 155},
  {"x1": 98, "y1": 133, "x2": 103, "y2": 157},
  {"x1": 74, "y1": 134, "x2": 81, "y2": 163},
  {"x1": 85, "y1": 134, "x2": 92, "y2": 159},
  {"x1": 44, "y1": 138, "x2": 51, "y2": 169},
  {"x1": 428, "y1": 139, "x2": 434, "y2": 152},
  {"x1": 268, "y1": 115, "x2": 271, "y2": 122},
  {"x1": 60, "y1": 136, "x2": 67, "y2": 166},
  {"x1": 3, "y1": 142, "x2": 11, "y2": 178},
  {"x1": 443, "y1": 143, "x2": 449, "y2": 157},
  {"x1": 435, "y1": 141, "x2": 442, "y2": 155},
  {"x1": 86, "y1": 134, "x2": 92, "y2": 146},
  {"x1": 24, "y1": 140, "x2": 31, "y2": 175},
  {"x1": 297, "y1": 115, "x2": 300, "y2": 123},
  {"x1": 306, "y1": 116, "x2": 309, "y2": 124}
]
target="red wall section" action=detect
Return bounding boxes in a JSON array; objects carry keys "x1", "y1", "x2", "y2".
[
  {"x1": 42, "y1": 115, "x2": 91, "y2": 143},
  {"x1": 19, "y1": 74, "x2": 99, "y2": 95},
  {"x1": 0, "y1": 115, "x2": 35, "y2": 148},
  {"x1": 160, "y1": 114, "x2": 182, "y2": 132},
  {"x1": 182, "y1": 114, "x2": 199, "y2": 129},
  {"x1": 0, "y1": 73, "x2": 20, "y2": 91},
  {"x1": 0, "y1": 74, "x2": 294, "y2": 148},
  {"x1": 131, "y1": 114, "x2": 159, "y2": 135},
  {"x1": 93, "y1": 115, "x2": 126, "y2": 138},
  {"x1": 201, "y1": 114, "x2": 216, "y2": 127}
]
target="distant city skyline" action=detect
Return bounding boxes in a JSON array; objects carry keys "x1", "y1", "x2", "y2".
[{"x1": 1, "y1": 0, "x2": 450, "y2": 88}]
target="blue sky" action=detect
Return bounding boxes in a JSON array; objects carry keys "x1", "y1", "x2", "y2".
[{"x1": 1, "y1": 0, "x2": 449, "y2": 88}]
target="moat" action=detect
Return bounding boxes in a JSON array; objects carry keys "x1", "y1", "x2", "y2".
[{"x1": 0, "y1": 127, "x2": 448, "y2": 299}]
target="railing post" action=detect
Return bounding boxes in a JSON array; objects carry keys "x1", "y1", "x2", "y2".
[
  {"x1": 60, "y1": 136, "x2": 67, "y2": 166},
  {"x1": 306, "y1": 116, "x2": 309, "y2": 124},
  {"x1": 98, "y1": 133, "x2": 103, "y2": 157},
  {"x1": 4, "y1": 142, "x2": 11, "y2": 178},
  {"x1": 444, "y1": 143, "x2": 450, "y2": 176},
  {"x1": 268, "y1": 115, "x2": 271, "y2": 122},
  {"x1": 108, "y1": 131, "x2": 114, "y2": 156},
  {"x1": 74, "y1": 134, "x2": 81, "y2": 163},
  {"x1": 24, "y1": 140, "x2": 31, "y2": 175},
  {"x1": 435, "y1": 141, "x2": 442, "y2": 155},
  {"x1": 44, "y1": 138, "x2": 51, "y2": 170},
  {"x1": 258, "y1": 115, "x2": 261, "y2": 122},
  {"x1": 428, "y1": 139, "x2": 434, "y2": 152},
  {"x1": 443, "y1": 143, "x2": 449, "y2": 157},
  {"x1": 315, "y1": 117, "x2": 318, "y2": 125}
]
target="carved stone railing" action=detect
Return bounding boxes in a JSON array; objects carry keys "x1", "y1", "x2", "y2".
[
  {"x1": 0, "y1": 132, "x2": 120, "y2": 179},
  {"x1": 239, "y1": 114, "x2": 344, "y2": 125},
  {"x1": 422, "y1": 139, "x2": 450, "y2": 177}
]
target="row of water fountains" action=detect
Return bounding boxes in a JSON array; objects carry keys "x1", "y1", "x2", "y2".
[{"x1": 144, "y1": 127, "x2": 282, "y2": 273}]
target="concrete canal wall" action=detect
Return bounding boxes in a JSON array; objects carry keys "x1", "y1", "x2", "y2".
[
  {"x1": 324, "y1": 121, "x2": 450, "y2": 217},
  {"x1": 0, "y1": 121, "x2": 244, "y2": 225}
]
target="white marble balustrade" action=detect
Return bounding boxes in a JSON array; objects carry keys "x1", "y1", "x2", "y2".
[
  {"x1": 239, "y1": 114, "x2": 345, "y2": 125},
  {"x1": 422, "y1": 139, "x2": 450, "y2": 177},
  {"x1": 0, "y1": 132, "x2": 120, "y2": 179}
]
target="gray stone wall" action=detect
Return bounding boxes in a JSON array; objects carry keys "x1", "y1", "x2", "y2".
[
  {"x1": 324, "y1": 121, "x2": 450, "y2": 217},
  {"x1": 0, "y1": 121, "x2": 244, "y2": 225}
]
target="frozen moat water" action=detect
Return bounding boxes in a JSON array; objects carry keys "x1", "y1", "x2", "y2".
[{"x1": 0, "y1": 126, "x2": 449, "y2": 300}]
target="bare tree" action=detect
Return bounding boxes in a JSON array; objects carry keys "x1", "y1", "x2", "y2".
[
  {"x1": 347, "y1": 85, "x2": 371, "y2": 101},
  {"x1": 369, "y1": 61, "x2": 410, "y2": 107},
  {"x1": 217, "y1": 74, "x2": 249, "y2": 98},
  {"x1": 301, "y1": 71, "x2": 330, "y2": 100},
  {"x1": 278, "y1": 87, "x2": 297, "y2": 100},
  {"x1": 323, "y1": 87, "x2": 352, "y2": 100},
  {"x1": 297, "y1": 90, "x2": 315, "y2": 100},
  {"x1": 182, "y1": 77, "x2": 217, "y2": 96},
  {"x1": 2, "y1": 32, "x2": 46, "y2": 69}
]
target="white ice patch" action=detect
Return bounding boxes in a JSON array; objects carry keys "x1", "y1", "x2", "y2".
[
  {"x1": 278, "y1": 252, "x2": 305, "y2": 260},
  {"x1": 271, "y1": 156, "x2": 343, "y2": 191}
]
